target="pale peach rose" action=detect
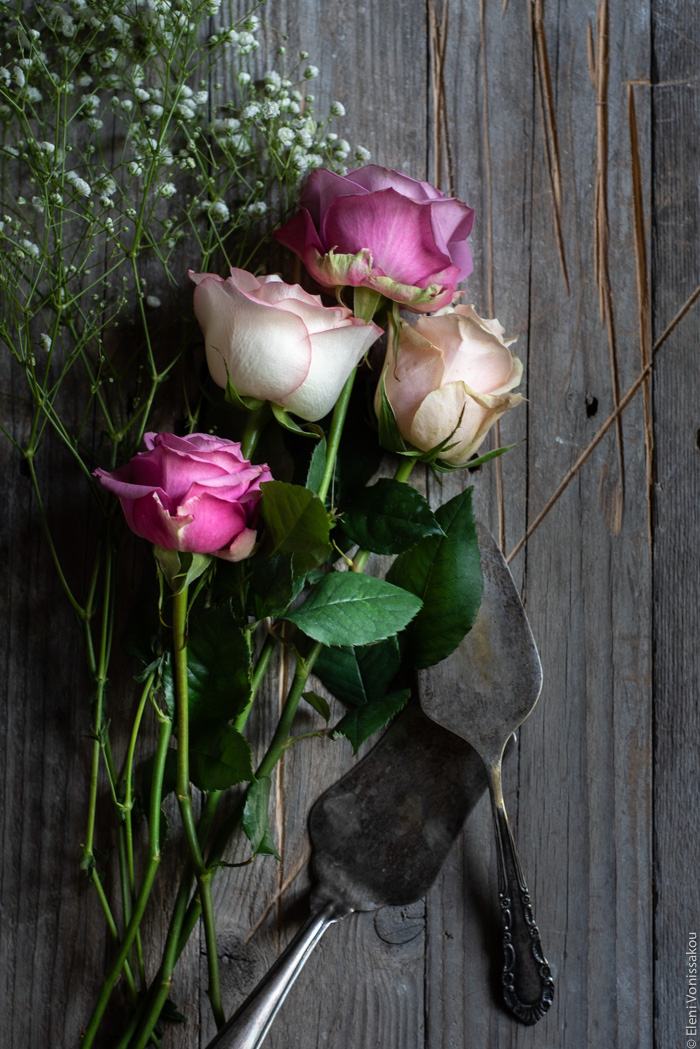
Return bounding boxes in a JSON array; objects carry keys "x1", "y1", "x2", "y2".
[{"x1": 375, "y1": 305, "x2": 524, "y2": 466}]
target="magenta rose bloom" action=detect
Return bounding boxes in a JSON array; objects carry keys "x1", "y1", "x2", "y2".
[
  {"x1": 274, "y1": 165, "x2": 475, "y2": 312},
  {"x1": 94, "y1": 433, "x2": 272, "y2": 561}
]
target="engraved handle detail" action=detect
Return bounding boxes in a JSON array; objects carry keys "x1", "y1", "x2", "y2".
[{"x1": 489, "y1": 766, "x2": 554, "y2": 1025}]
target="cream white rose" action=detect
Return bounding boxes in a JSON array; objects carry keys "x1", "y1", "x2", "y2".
[
  {"x1": 375, "y1": 305, "x2": 524, "y2": 466},
  {"x1": 191, "y1": 267, "x2": 382, "y2": 421}
]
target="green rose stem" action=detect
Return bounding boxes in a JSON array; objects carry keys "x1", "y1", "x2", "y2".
[
  {"x1": 126, "y1": 316, "x2": 374, "y2": 1046},
  {"x1": 241, "y1": 401, "x2": 272, "y2": 461},
  {"x1": 81, "y1": 706, "x2": 173, "y2": 1049},
  {"x1": 128, "y1": 640, "x2": 324, "y2": 1049},
  {"x1": 170, "y1": 584, "x2": 226, "y2": 1031}
]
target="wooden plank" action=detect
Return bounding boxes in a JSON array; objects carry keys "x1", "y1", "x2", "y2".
[{"x1": 650, "y1": 3, "x2": 700, "y2": 1047}]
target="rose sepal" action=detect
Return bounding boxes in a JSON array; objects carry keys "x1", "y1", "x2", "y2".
[
  {"x1": 270, "y1": 402, "x2": 325, "y2": 439},
  {"x1": 224, "y1": 370, "x2": 265, "y2": 413},
  {"x1": 154, "y1": 546, "x2": 213, "y2": 595}
]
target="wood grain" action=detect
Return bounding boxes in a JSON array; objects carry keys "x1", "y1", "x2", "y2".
[{"x1": 1, "y1": 1, "x2": 697, "y2": 1047}]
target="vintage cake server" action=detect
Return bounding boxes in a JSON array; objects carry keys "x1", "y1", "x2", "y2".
[
  {"x1": 419, "y1": 522, "x2": 554, "y2": 1024},
  {"x1": 205, "y1": 700, "x2": 489, "y2": 1049}
]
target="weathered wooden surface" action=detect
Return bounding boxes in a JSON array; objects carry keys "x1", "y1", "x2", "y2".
[{"x1": 1, "y1": 0, "x2": 698, "y2": 1047}]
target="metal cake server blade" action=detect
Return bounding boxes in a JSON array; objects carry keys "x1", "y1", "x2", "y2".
[
  {"x1": 204, "y1": 700, "x2": 489, "y2": 1049},
  {"x1": 418, "y1": 522, "x2": 554, "y2": 1025}
]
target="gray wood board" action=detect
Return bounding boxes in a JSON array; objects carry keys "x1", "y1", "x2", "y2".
[{"x1": 0, "y1": 1, "x2": 697, "y2": 1047}]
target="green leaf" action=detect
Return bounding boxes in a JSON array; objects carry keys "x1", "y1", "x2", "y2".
[
  {"x1": 189, "y1": 724, "x2": 254, "y2": 791},
  {"x1": 314, "y1": 635, "x2": 401, "y2": 708},
  {"x1": 306, "y1": 437, "x2": 327, "y2": 495},
  {"x1": 302, "y1": 691, "x2": 331, "y2": 722},
  {"x1": 248, "y1": 553, "x2": 306, "y2": 620},
  {"x1": 387, "y1": 487, "x2": 482, "y2": 668},
  {"x1": 243, "y1": 776, "x2": 273, "y2": 853},
  {"x1": 340, "y1": 478, "x2": 445, "y2": 554},
  {"x1": 256, "y1": 825, "x2": 281, "y2": 860},
  {"x1": 260, "y1": 480, "x2": 332, "y2": 572},
  {"x1": 163, "y1": 604, "x2": 252, "y2": 726},
  {"x1": 333, "y1": 689, "x2": 411, "y2": 753},
  {"x1": 284, "y1": 572, "x2": 422, "y2": 647}
]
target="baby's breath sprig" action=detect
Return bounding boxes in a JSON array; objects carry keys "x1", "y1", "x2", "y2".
[{"x1": 0, "y1": 1, "x2": 369, "y2": 1039}]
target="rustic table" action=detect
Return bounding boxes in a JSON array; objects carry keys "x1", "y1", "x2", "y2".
[{"x1": 1, "y1": 1, "x2": 698, "y2": 1047}]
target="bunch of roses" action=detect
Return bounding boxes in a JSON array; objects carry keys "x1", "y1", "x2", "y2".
[
  {"x1": 87, "y1": 164, "x2": 525, "y2": 1049},
  {"x1": 99, "y1": 164, "x2": 523, "y2": 555}
]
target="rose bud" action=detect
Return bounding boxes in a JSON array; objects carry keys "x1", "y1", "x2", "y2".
[
  {"x1": 94, "y1": 432, "x2": 272, "y2": 561},
  {"x1": 375, "y1": 305, "x2": 525, "y2": 467},
  {"x1": 274, "y1": 165, "x2": 475, "y2": 312},
  {"x1": 190, "y1": 267, "x2": 382, "y2": 422}
]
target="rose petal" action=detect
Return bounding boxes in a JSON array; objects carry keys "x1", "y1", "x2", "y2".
[
  {"x1": 215, "y1": 526, "x2": 258, "y2": 562},
  {"x1": 282, "y1": 320, "x2": 382, "y2": 420},
  {"x1": 346, "y1": 165, "x2": 444, "y2": 202},
  {"x1": 322, "y1": 189, "x2": 453, "y2": 287},
  {"x1": 193, "y1": 276, "x2": 312, "y2": 400}
]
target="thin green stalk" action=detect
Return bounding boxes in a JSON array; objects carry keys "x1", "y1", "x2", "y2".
[
  {"x1": 232, "y1": 633, "x2": 275, "y2": 734},
  {"x1": 317, "y1": 370, "x2": 357, "y2": 504},
  {"x1": 171, "y1": 585, "x2": 225, "y2": 1029},
  {"x1": 81, "y1": 712, "x2": 173, "y2": 1048},
  {"x1": 240, "y1": 401, "x2": 272, "y2": 461},
  {"x1": 129, "y1": 640, "x2": 323, "y2": 1049},
  {"x1": 123, "y1": 791, "x2": 222, "y2": 1049}
]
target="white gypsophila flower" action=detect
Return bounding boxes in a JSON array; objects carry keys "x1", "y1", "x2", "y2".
[
  {"x1": 208, "y1": 199, "x2": 230, "y2": 223},
  {"x1": 237, "y1": 71, "x2": 251, "y2": 85},
  {"x1": 87, "y1": 118, "x2": 103, "y2": 131},
  {"x1": 39, "y1": 333, "x2": 52, "y2": 352},
  {"x1": 246, "y1": 200, "x2": 267, "y2": 216},
  {"x1": 277, "y1": 127, "x2": 294, "y2": 146},
  {"x1": 213, "y1": 117, "x2": 240, "y2": 133},
  {"x1": 355, "y1": 145, "x2": 371, "y2": 162},
  {"x1": 76, "y1": 73, "x2": 93, "y2": 87},
  {"x1": 306, "y1": 153, "x2": 325, "y2": 169},
  {"x1": 22, "y1": 239, "x2": 40, "y2": 258},
  {"x1": 82, "y1": 93, "x2": 100, "y2": 113},
  {"x1": 304, "y1": 65, "x2": 319, "y2": 79},
  {"x1": 31, "y1": 196, "x2": 45, "y2": 212},
  {"x1": 127, "y1": 161, "x2": 143, "y2": 176},
  {"x1": 98, "y1": 49, "x2": 118, "y2": 69},
  {"x1": 242, "y1": 103, "x2": 260, "y2": 120},
  {"x1": 95, "y1": 175, "x2": 117, "y2": 196},
  {"x1": 330, "y1": 101, "x2": 346, "y2": 117},
  {"x1": 25, "y1": 86, "x2": 43, "y2": 103},
  {"x1": 0, "y1": 68, "x2": 10, "y2": 85},
  {"x1": 99, "y1": 194, "x2": 113, "y2": 207},
  {"x1": 228, "y1": 133, "x2": 248, "y2": 153},
  {"x1": 119, "y1": 98, "x2": 133, "y2": 111},
  {"x1": 261, "y1": 100, "x2": 280, "y2": 119},
  {"x1": 72, "y1": 177, "x2": 92, "y2": 197},
  {"x1": 59, "y1": 15, "x2": 76, "y2": 37},
  {"x1": 177, "y1": 102, "x2": 196, "y2": 120},
  {"x1": 146, "y1": 295, "x2": 161, "y2": 308},
  {"x1": 192, "y1": 90, "x2": 208, "y2": 105},
  {"x1": 296, "y1": 128, "x2": 314, "y2": 148},
  {"x1": 335, "y1": 139, "x2": 351, "y2": 155},
  {"x1": 159, "y1": 183, "x2": 176, "y2": 198},
  {"x1": 12, "y1": 67, "x2": 25, "y2": 88},
  {"x1": 146, "y1": 103, "x2": 164, "y2": 118},
  {"x1": 204, "y1": 0, "x2": 222, "y2": 12},
  {"x1": 135, "y1": 88, "x2": 150, "y2": 102},
  {"x1": 264, "y1": 70, "x2": 281, "y2": 91}
]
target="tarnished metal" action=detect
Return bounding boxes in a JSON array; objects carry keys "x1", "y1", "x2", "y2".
[
  {"x1": 419, "y1": 522, "x2": 554, "y2": 1025},
  {"x1": 205, "y1": 702, "x2": 488, "y2": 1049}
]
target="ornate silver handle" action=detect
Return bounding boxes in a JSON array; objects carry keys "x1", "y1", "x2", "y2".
[
  {"x1": 204, "y1": 899, "x2": 347, "y2": 1049},
  {"x1": 488, "y1": 761, "x2": 554, "y2": 1024}
]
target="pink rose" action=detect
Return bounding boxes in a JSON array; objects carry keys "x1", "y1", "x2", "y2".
[
  {"x1": 94, "y1": 433, "x2": 272, "y2": 561},
  {"x1": 191, "y1": 268, "x2": 381, "y2": 422},
  {"x1": 274, "y1": 165, "x2": 475, "y2": 312},
  {"x1": 375, "y1": 306, "x2": 524, "y2": 467}
]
